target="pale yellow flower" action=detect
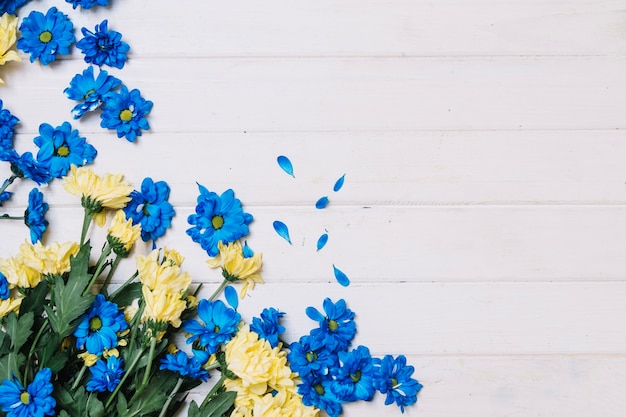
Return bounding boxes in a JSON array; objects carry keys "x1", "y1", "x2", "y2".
[
  {"x1": 0, "y1": 13, "x2": 20, "y2": 85},
  {"x1": 0, "y1": 255, "x2": 41, "y2": 288},
  {"x1": 162, "y1": 247, "x2": 184, "y2": 267},
  {"x1": 137, "y1": 248, "x2": 191, "y2": 294},
  {"x1": 107, "y1": 210, "x2": 141, "y2": 256},
  {"x1": 207, "y1": 241, "x2": 263, "y2": 298},
  {"x1": 141, "y1": 286, "x2": 187, "y2": 329},
  {"x1": 18, "y1": 240, "x2": 80, "y2": 276},
  {"x1": 0, "y1": 296, "x2": 22, "y2": 318},
  {"x1": 78, "y1": 352, "x2": 99, "y2": 367}
]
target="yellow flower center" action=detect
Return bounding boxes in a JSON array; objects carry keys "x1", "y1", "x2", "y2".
[
  {"x1": 90, "y1": 316, "x2": 103, "y2": 331},
  {"x1": 306, "y1": 351, "x2": 318, "y2": 363},
  {"x1": 391, "y1": 377, "x2": 399, "y2": 388},
  {"x1": 20, "y1": 392, "x2": 29, "y2": 405},
  {"x1": 84, "y1": 89, "x2": 96, "y2": 100},
  {"x1": 313, "y1": 383, "x2": 325, "y2": 395},
  {"x1": 119, "y1": 109, "x2": 133, "y2": 122},
  {"x1": 350, "y1": 370, "x2": 362, "y2": 382},
  {"x1": 56, "y1": 145, "x2": 70, "y2": 157},
  {"x1": 328, "y1": 319, "x2": 339, "y2": 331},
  {"x1": 211, "y1": 215, "x2": 224, "y2": 230},
  {"x1": 39, "y1": 31, "x2": 52, "y2": 43}
]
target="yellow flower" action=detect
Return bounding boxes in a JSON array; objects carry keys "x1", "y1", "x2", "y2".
[
  {"x1": 0, "y1": 296, "x2": 22, "y2": 318},
  {"x1": 18, "y1": 240, "x2": 80, "y2": 276},
  {"x1": 62, "y1": 165, "x2": 133, "y2": 226},
  {"x1": 0, "y1": 256, "x2": 41, "y2": 288},
  {"x1": 137, "y1": 248, "x2": 191, "y2": 294},
  {"x1": 0, "y1": 13, "x2": 20, "y2": 85},
  {"x1": 78, "y1": 352, "x2": 99, "y2": 367},
  {"x1": 162, "y1": 247, "x2": 184, "y2": 267},
  {"x1": 141, "y1": 286, "x2": 187, "y2": 329},
  {"x1": 207, "y1": 241, "x2": 263, "y2": 298},
  {"x1": 107, "y1": 210, "x2": 141, "y2": 257}
]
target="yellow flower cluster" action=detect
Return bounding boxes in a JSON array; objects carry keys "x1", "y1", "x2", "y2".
[
  {"x1": 224, "y1": 325, "x2": 318, "y2": 417},
  {"x1": 207, "y1": 241, "x2": 263, "y2": 298},
  {"x1": 107, "y1": 210, "x2": 141, "y2": 257},
  {"x1": 0, "y1": 13, "x2": 20, "y2": 85}
]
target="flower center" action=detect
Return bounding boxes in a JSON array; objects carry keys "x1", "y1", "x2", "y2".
[
  {"x1": 211, "y1": 215, "x2": 224, "y2": 230},
  {"x1": 56, "y1": 145, "x2": 70, "y2": 157},
  {"x1": 391, "y1": 377, "x2": 399, "y2": 388},
  {"x1": 305, "y1": 351, "x2": 318, "y2": 363},
  {"x1": 213, "y1": 325, "x2": 221, "y2": 333},
  {"x1": 39, "y1": 31, "x2": 52, "y2": 43},
  {"x1": 84, "y1": 89, "x2": 96, "y2": 100},
  {"x1": 20, "y1": 392, "x2": 29, "y2": 405},
  {"x1": 328, "y1": 319, "x2": 339, "y2": 331},
  {"x1": 119, "y1": 109, "x2": 133, "y2": 122},
  {"x1": 350, "y1": 370, "x2": 362, "y2": 382},
  {"x1": 313, "y1": 383, "x2": 325, "y2": 395},
  {"x1": 90, "y1": 316, "x2": 103, "y2": 331}
]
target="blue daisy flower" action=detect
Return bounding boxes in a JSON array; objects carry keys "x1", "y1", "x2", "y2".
[
  {"x1": 64, "y1": 66, "x2": 121, "y2": 119},
  {"x1": 0, "y1": 368, "x2": 55, "y2": 417},
  {"x1": 0, "y1": 150, "x2": 50, "y2": 185},
  {"x1": 0, "y1": 273, "x2": 9, "y2": 300},
  {"x1": 123, "y1": 177, "x2": 175, "y2": 244},
  {"x1": 74, "y1": 294, "x2": 128, "y2": 356},
  {"x1": 298, "y1": 374, "x2": 344, "y2": 417},
  {"x1": 77, "y1": 19, "x2": 129, "y2": 69},
  {"x1": 372, "y1": 354, "x2": 422, "y2": 412},
  {"x1": 186, "y1": 185, "x2": 254, "y2": 257},
  {"x1": 250, "y1": 307, "x2": 285, "y2": 348},
  {"x1": 159, "y1": 349, "x2": 210, "y2": 382},
  {"x1": 86, "y1": 356, "x2": 125, "y2": 393},
  {"x1": 287, "y1": 335, "x2": 338, "y2": 378},
  {"x1": 331, "y1": 345, "x2": 376, "y2": 402},
  {"x1": 0, "y1": 0, "x2": 32, "y2": 15},
  {"x1": 17, "y1": 7, "x2": 75, "y2": 66},
  {"x1": 65, "y1": 0, "x2": 109, "y2": 10},
  {"x1": 0, "y1": 100, "x2": 19, "y2": 150},
  {"x1": 306, "y1": 298, "x2": 356, "y2": 352},
  {"x1": 34, "y1": 122, "x2": 97, "y2": 178},
  {"x1": 182, "y1": 299, "x2": 241, "y2": 354},
  {"x1": 25, "y1": 188, "x2": 49, "y2": 244},
  {"x1": 100, "y1": 85, "x2": 152, "y2": 142}
]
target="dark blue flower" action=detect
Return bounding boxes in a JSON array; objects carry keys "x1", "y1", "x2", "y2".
[
  {"x1": 17, "y1": 7, "x2": 75, "y2": 66},
  {"x1": 372, "y1": 354, "x2": 422, "y2": 412},
  {"x1": 123, "y1": 177, "x2": 175, "y2": 243},
  {"x1": 287, "y1": 335, "x2": 337, "y2": 378},
  {"x1": 100, "y1": 85, "x2": 152, "y2": 142},
  {"x1": 0, "y1": 273, "x2": 9, "y2": 300},
  {"x1": 0, "y1": 0, "x2": 32, "y2": 15},
  {"x1": 86, "y1": 356, "x2": 125, "y2": 393},
  {"x1": 0, "y1": 100, "x2": 19, "y2": 150},
  {"x1": 34, "y1": 122, "x2": 97, "y2": 178},
  {"x1": 183, "y1": 299, "x2": 241, "y2": 354},
  {"x1": 64, "y1": 66, "x2": 121, "y2": 119},
  {"x1": 298, "y1": 374, "x2": 343, "y2": 417},
  {"x1": 305, "y1": 298, "x2": 356, "y2": 352},
  {"x1": 65, "y1": 0, "x2": 109, "y2": 9},
  {"x1": 25, "y1": 188, "x2": 48, "y2": 244},
  {"x1": 74, "y1": 294, "x2": 128, "y2": 355},
  {"x1": 331, "y1": 345, "x2": 376, "y2": 402},
  {"x1": 250, "y1": 307, "x2": 285, "y2": 348},
  {"x1": 159, "y1": 349, "x2": 210, "y2": 382},
  {"x1": 1, "y1": 150, "x2": 50, "y2": 185},
  {"x1": 77, "y1": 19, "x2": 129, "y2": 69},
  {"x1": 186, "y1": 185, "x2": 254, "y2": 257},
  {"x1": 0, "y1": 368, "x2": 55, "y2": 417},
  {"x1": 0, "y1": 189, "x2": 11, "y2": 208}
]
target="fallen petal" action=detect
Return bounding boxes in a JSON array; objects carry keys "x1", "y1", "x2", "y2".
[
  {"x1": 333, "y1": 264, "x2": 350, "y2": 287},
  {"x1": 272, "y1": 220, "x2": 292, "y2": 244},
  {"x1": 316, "y1": 233, "x2": 328, "y2": 251},
  {"x1": 224, "y1": 285, "x2": 239, "y2": 309},
  {"x1": 333, "y1": 174, "x2": 346, "y2": 192},
  {"x1": 277, "y1": 155, "x2": 295, "y2": 177},
  {"x1": 315, "y1": 196, "x2": 329, "y2": 209}
]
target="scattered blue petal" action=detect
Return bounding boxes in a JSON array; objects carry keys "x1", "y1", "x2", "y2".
[
  {"x1": 316, "y1": 233, "x2": 328, "y2": 251},
  {"x1": 315, "y1": 196, "x2": 329, "y2": 209},
  {"x1": 224, "y1": 285, "x2": 238, "y2": 310},
  {"x1": 272, "y1": 220, "x2": 292, "y2": 244},
  {"x1": 333, "y1": 264, "x2": 350, "y2": 287},
  {"x1": 333, "y1": 174, "x2": 346, "y2": 192},
  {"x1": 277, "y1": 155, "x2": 295, "y2": 177}
]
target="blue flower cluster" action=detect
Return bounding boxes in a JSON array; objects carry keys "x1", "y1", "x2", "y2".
[
  {"x1": 17, "y1": 7, "x2": 75, "y2": 65},
  {"x1": 183, "y1": 299, "x2": 241, "y2": 355},
  {"x1": 77, "y1": 19, "x2": 130, "y2": 69},
  {"x1": 250, "y1": 307, "x2": 285, "y2": 348},
  {"x1": 0, "y1": 0, "x2": 32, "y2": 15},
  {"x1": 74, "y1": 294, "x2": 129, "y2": 356},
  {"x1": 0, "y1": 368, "x2": 55, "y2": 417},
  {"x1": 124, "y1": 177, "x2": 176, "y2": 246},
  {"x1": 160, "y1": 350, "x2": 210, "y2": 382},
  {"x1": 288, "y1": 298, "x2": 422, "y2": 417}
]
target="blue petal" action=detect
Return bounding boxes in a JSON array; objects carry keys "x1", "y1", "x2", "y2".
[
  {"x1": 316, "y1": 233, "x2": 328, "y2": 251},
  {"x1": 305, "y1": 306, "x2": 325, "y2": 322},
  {"x1": 333, "y1": 264, "x2": 350, "y2": 287},
  {"x1": 315, "y1": 196, "x2": 329, "y2": 209},
  {"x1": 333, "y1": 174, "x2": 346, "y2": 192},
  {"x1": 224, "y1": 285, "x2": 238, "y2": 310},
  {"x1": 277, "y1": 155, "x2": 295, "y2": 177},
  {"x1": 272, "y1": 220, "x2": 292, "y2": 244}
]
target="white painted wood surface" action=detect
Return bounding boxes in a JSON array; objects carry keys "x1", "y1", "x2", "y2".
[{"x1": 1, "y1": 0, "x2": 625, "y2": 415}]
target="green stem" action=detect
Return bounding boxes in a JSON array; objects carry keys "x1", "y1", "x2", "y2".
[
  {"x1": 83, "y1": 244, "x2": 112, "y2": 296},
  {"x1": 209, "y1": 278, "x2": 229, "y2": 301},
  {"x1": 71, "y1": 365, "x2": 88, "y2": 391},
  {"x1": 141, "y1": 336, "x2": 157, "y2": 387},
  {"x1": 104, "y1": 348, "x2": 145, "y2": 410},
  {"x1": 27, "y1": 319, "x2": 49, "y2": 372},
  {"x1": 158, "y1": 377, "x2": 184, "y2": 417},
  {"x1": 200, "y1": 374, "x2": 227, "y2": 409},
  {"x1": 0, "y1": 214, "x2": 24, "y2": 220},
  {"x1": 109, "y1": 271, "x2": 139, "y2": 301},
  {"x1": 80, "y1": 210, "x2": 94, "y2": 247},
  {"x1": 0, "y1": 175, "x2": 17, "y2": 195},
  {"x1": 101, "y1": 255, "x2": 122, "y2": 295}
]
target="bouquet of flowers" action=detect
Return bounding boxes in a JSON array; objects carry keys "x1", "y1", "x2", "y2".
[{"x1": 0, "y1": 1, "x2": 423, "y2": 417}]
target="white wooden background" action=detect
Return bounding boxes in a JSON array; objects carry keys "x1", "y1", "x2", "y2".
[{"x1": 1, "y1": 0, "x2": 626, "y2": 416}]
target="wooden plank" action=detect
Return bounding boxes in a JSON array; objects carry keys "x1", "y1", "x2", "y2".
[{"x1": 2, "y1": 57, "x2": 625, "y2": 133}]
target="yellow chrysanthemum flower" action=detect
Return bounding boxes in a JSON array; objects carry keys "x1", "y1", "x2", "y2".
[
  {"x1": 62, "y1": 165, "x2": 133, "y2": 226},
  {"x1": 137, "y1": 248, "x2": 191, "y2": 294},
  {"x1": 207, "y1": 241, "x2": 263, "y2": 298},
  {"x1": 107, "y1": 210, "x2": 141, "y2": 257},
  {"x1": 18, "y1": 240, "x2": 80, "y2": 276},
  {"x1": 0, "y1": 296, "x2": 22, "y2": 319},
  {"x1": 141, "y1": 286, "x2": 187, "y2": 329},
  {"x1": 0, "y1": 13, "x2": 20, "y2": 85},
  {"x1": 162, "y1": 247, "x2": 184, "y2": 267},
  {"x1": 0, "y1": 255, "x2": 42, "y2": 288}
]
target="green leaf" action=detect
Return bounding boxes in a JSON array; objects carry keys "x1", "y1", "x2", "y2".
[
  {"x1": 194, "y1": 391, "x2": 236, "y2": 417},
  {"x1": 87, "y1": 394, "x2": 105, "y2": 417},
  {"x1": 116, "y1": 392, "x2": 129, "y2": 416},
  {"x1": 19, "y1": 281, "x2": 48, "y2": 318},
  {"x1": 110, "y1": 282, "x2": 142, "y2": 308},
  {"x1": 0, "y1": 352, "x2": 25, "y2": 381},
  {"x1": 6, "y1": 311, "x2": 33, "y2": 352},
  {"x1": 56, "y1": 385, "x2": 89, "y2": 416}
]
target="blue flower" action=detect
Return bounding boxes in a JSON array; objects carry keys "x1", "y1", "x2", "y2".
[
  {"x1": 100, "y1": 85, "x2": 152, "y2": 142},
  {"x1": 305, "y1": 298, "x2": 356, "y2": 352},
  {"x1": 65, "y1": 0, "x2": 109, "y2": 9},
  {"x1": 124, "y1": 177, "x2": 175, "y2": 244},
  {"x1": 182, "y1": 299, "x2": 241, "y2": 354},
  {"x1": 77, "y1": 19, "x2": 129, "y2": 69},
  {"x1": 160, "y1": 349, "x2": 210, "y2": 382},
  {"x1": 25, "y1": 188, "x2": 48, "y2": 244},
  {"x1": 17, "y1": 7, "x2": 75, "y2": 66},
  {"x1": 287, "y1": 335, "x2": 337, "y2": 378},
  {"x1": 0, "y1": 273, "x2": 9, "y2": 300},
  {"x1": 0, "y1": 188, "x2": 12, "y2": 208},
  {"x1": 74, "y1": 294, "x2": 128, "y2": 355},
  {"x1": 250, "y1": 307, "x2": 285, "y2": 348},
  {"x1": 1, "y1": 150, "x2": 50, "y2": 185},
  {"x1": 331, "y1": 345, "x2": 376, "y2": 402},
  {"x1": 0, "y1": 100, "x2": 19, "y2": 150},
  {"x1": 0, "y1": 368, "x2": 55, "y2": 417},
  {"x1": 186, "y1": 185, "x2": 254, "y2": 257},
  {"x1": 34, "y1": 122, "x2": 97, "y2": 178},
  {"x1": 86, "y1": 356, "x2": 125, "y2": 392},
  {"x1": 298, "y1": 374, "x2": 343, "y2": 417},
  {"x1": 372, "y1": 354, "x2": 422, "y2": 412},
  {"x1": 0, "y1": 0, "x2": 32, "y2": 15},
  {"x1": 64, "y1": 66, "x2": 121, "y2": 119}
]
